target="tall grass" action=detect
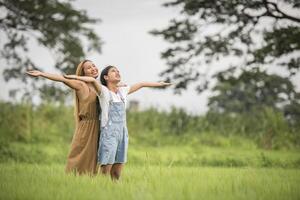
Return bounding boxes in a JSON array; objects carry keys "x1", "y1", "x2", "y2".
[
  {"x1": 0, "y1": 102, "x2": 300, "y2": 199},
  {"x1": 1, "y1": 101, "x2": 298, "y2": 144},
  {"x1": 0, "y1": 164, "x2": 299, "y2": 200},
  {"x1": 0, "y1": 101, "x2": 299, "y2": 166},
  {"x1": 0, "y1": 102, "x2": 74, "y2": 143}
]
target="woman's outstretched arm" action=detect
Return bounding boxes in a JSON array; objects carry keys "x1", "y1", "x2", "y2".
[
  {"x1": 63, "y1": 75, "x2": 101, "y2": 94},
  {"x1": 128, "y1": 82, "x2": 172, "y2": 95},
  {"x1": 26, "y1": 70, "x2": 85, "y2": 91}
]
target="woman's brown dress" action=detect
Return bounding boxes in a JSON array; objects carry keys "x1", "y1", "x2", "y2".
[{"x1": 65, "y1": 89, "x2": 100, "y2": 175}]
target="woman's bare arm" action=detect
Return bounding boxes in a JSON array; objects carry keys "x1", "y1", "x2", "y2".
[
  {"x1": 26, "y1": 70, "x2": 86, "y2": 91},
  {"x1": 128, "y1": 82, "x2": 172, "y2": 95}
]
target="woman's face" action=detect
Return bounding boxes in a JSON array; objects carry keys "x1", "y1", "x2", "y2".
[
  {"x1": 105, "y1": 67, "x2": 121, "y2": 83},
  {"x1": 82, "y1": 61, "x2": 99, "y2": 78}
]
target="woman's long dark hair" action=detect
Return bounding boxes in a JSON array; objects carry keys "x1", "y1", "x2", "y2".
[{"x1": 100, "y1": 65, "x2": 115, "y2": 86}]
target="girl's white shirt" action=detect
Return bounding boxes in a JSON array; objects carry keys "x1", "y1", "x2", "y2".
[{"x1": 97, "y1": 85, "x2": 130, "y2": 127}]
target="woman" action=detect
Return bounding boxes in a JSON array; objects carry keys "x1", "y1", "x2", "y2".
[
  {"x1": 26, "y1": 60, "x2": 100, "y2": 175},
  {"x1": 64, "y1": 65, "x2": 171, "y2": 180}
]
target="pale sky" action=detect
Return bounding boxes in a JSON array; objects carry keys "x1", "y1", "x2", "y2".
[
  {"x1": 1, "y1": 0, "x2": 210, "y2": 114},
  {"x1": 72, "y1": 0, "x2": 211, "y2": 114},
  {"x1": 1, "y1": 0, "x2": 299, "y2": 114}
]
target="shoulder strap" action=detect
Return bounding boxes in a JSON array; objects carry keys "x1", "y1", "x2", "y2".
[{"x1": 117, "y1": 90, "x2": 125, "y2": 103}]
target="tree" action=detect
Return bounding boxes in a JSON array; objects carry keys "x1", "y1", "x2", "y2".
[
  {"x1": 151, "y1": 0, "x2": 300, "y2": 93},
  {"x1": 208, "y1": 67, "x2": 300, "y2": 117},
  {"x1": 0, "y1": 0, "x2": 102, "y2": 101}
]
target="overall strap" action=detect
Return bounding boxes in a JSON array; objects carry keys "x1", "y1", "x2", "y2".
[
  {"x1": 108, "y1": 89, "x2": 125, "y2": 104},
  {"x1": 117, "y1": 90, "x2": 125, "y2": 104},
  {"x1": 108, "y1": 90, "x2": 114, "y2": 104},
  {"x1": 106, "y1": 89, "x2": 125, "y2": 127}
]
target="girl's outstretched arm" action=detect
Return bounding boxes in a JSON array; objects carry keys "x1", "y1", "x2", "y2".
[
  {"x1": 128, "y1": 82, "x2": 172, "y2": 95},
  {"x1": 26, "y1": 70, "x2": 85, "y2": 91},
  {"x1": 63, "y1": 75, "x2": 101, "y2": 94}
]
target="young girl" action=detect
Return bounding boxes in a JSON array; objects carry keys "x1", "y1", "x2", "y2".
[{"x1": 64, "y1": 65, "x2": 171, "y2": 180}]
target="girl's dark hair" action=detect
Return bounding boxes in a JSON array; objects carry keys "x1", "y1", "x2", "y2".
[{"x1": 100, "y1": 65, "x2": 115, "y2": 86}]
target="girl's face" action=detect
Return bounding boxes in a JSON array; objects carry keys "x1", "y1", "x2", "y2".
[
  {"x1": 105, "y1": 67, "x2": 121, "y2": 84},
  {"x1": 83, "y1": 61, "x2": 99, "y2": 78}
]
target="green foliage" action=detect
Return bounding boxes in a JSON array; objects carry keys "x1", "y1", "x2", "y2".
[
  {"x1": 151, "y1": 0, "x2": 300, "y2": 93},
  {"x1": 254, "y1": 26, "x2": 300, "y2": 74},
  {"x1": 0, "y1": 0, "x2": 102, "y2": 100},
  {"x1": 0, "y1": 102, "x2": 33, "y2": 141},
  {"x1": 0, "y1": 142, "x2": 67, "y2": 164},
  {"x1": 208, "y1": 67, "x2": 300, "y2": 122},
  {"x1": 0, "y1": 101, "x2": 74, "y2": 143},
  {"x1": 0, "y1": 101, "x2": 299, "y2": 165},
  {"x1": 129, "y1": 106, "x2": 299, "y2": 150},
  {"x1": 127, "y1": 107, "x2": 193, "y2": 136},
  {"x1": 1, "y1": 101, "x2": 299, "y2": 145},
  {"x1": 39, "y1": 83, "x2": 72, "y2": 104}
]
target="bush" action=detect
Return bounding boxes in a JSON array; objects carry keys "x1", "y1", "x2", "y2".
[{"x1": 0, "y1": 101, "x2": 299, "y2": 151}]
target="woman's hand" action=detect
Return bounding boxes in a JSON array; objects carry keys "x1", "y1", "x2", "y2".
[
  {"x1": 63, "y1": 74, "x2": 78, "y2": 79},
  {"x1": 26, "y1": 70, "x2": 86, "y2": 92},
  {"x1": 26, "y1": 70, "x2": 43, "y2": 77}
]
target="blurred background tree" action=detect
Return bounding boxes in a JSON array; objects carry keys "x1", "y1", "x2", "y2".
[
  {"x1": 0, "y1": 0, "x2": 102, "y2": 103},
  {"x1": 151, "y1": 0, "x2": 300, "y2": 122},
  {"x1": 208, "y1": 67, "x2": 300, "y2": 123},
  {"x1": 151, "y1": 0, "x2": 300, "y2": 91}
]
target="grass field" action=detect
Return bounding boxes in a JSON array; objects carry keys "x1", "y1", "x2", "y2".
[
  {"x1": 2, "y1": 141, "x2": 300, "y2": 168},
  {"x1": 0, "y1": 164, "x2": 299, "y2": 200},
  {"x1": 1, "y1": 103, "x2": 300, "y2": 199},
  {"x1": 1, "y1": 144, "x2": 300, "y2": 200}
]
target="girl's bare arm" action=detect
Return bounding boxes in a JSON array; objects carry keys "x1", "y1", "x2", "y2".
[
  {"x1": 63, "y1": 74, "x2": 101, "y2": 94},
  {"x1": 128, "y1": 82, "x2": 172, "y2": 95}
]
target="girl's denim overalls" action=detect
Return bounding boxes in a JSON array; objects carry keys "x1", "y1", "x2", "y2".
[{"x1": 97, "y1": 90, "x2": 129, "y2": 165}]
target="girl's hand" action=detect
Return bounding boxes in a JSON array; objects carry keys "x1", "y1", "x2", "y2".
[
  {"x1": 128, "y1": 81, "x2": 172, "y2": 94},
  {"x1": 63, "y1": 74, "x2": 78, "y2": 79},
  {"x1": 26, "y1": 70, "x2": 43, "y2": 77},
  {"x1": 158, "y1": 82, "x2": 172, "y2": 87}
]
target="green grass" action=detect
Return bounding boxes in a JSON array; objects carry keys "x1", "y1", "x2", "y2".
[
  {"x1": 1, "y1": 102, "x2": 300, "y2": 199},
  {"x1": 1, "y1": 140, "x2": 300, "y2": 168},
  {"x1": 0, "y1": 164, "x2": 299, "y2": 200},
  {"x1": 129, "y1": 145, "x2": 300, "y2": 168}
]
